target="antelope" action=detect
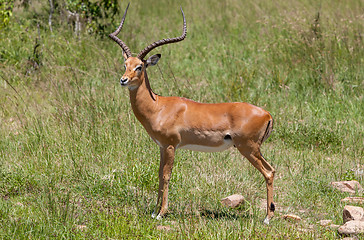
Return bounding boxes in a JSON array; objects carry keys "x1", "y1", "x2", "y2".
[{"x1": 109, "y1": 4, "x2": 276, "y2": 224}]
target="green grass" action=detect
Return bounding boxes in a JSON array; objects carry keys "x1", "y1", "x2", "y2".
[{"x1": 0, "y1": 0, "x2": 363, "y2": 238}]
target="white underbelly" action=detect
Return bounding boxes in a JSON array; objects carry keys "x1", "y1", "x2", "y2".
[{"x1": 178, "y1": 141, "x2": 234, "y2": 152}]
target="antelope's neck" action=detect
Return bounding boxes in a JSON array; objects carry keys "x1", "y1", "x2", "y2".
[{"x1": 128, "y1": 72, "x2": 158, "y2": 124}]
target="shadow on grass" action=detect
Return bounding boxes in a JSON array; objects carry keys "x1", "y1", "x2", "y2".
[
  {"x1": 199, "y1": 208, "x2": 252, "y2": 220},
  {"x1": 158, "y1": 208, "x2": 252, "y2": 221}
]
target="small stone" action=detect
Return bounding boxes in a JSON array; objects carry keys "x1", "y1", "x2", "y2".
[
  {"x1": 338, "y1": 220, "x2": 364, "y2": 236},
  {"x1": 328, "y1": 224, "x2": 340, "y2": 229},
  {"x1": 342, "y1": 237, "x2": 359, "y2": 240},
  {"x1": 330, "y1": 181, "x2": 363, "y2": 194},
  {"x1": 342, "y1": 197, "x2": 364, "y2": 204},
  {"x1": 282, "y1": 214, "x2": 302, "y2": 221},
  {"x1": 157, "y1": 225, "x2": 172, "y2": 231},
  {"x1": 221, "y1": 194, "x2": 245, "y2": 208},
  {"x1": 75, "y1": 225, "x2": 87, "y2": 231},
  {"x1": 343, "y1": 205, "x2": 364, "y2": 223},
  {"x1": 318, "y1": 219, "x2": 333, "y2": 226},
  {"x1": 297, "y1": 227, "x2": 311, "y2": 233}
]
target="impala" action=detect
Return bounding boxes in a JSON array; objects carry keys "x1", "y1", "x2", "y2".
[{"x1": 109, "y1": 4, "x2": 276, "y2": 224}]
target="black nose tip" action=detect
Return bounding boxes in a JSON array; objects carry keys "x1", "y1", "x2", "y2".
[{"x1": 120, "y1": 78, "x2": 128, "y2": 84}]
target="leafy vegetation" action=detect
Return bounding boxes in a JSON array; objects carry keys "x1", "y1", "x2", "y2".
[
  {"x1": 0, "y1": 0, "x2": 363, "y2": 238},
  {"x1": 65, "y1": 0, "x2": 119, "y2": 34},
  {"x1": 0, "y1": 0, "x2": 14, "y2": 29}
]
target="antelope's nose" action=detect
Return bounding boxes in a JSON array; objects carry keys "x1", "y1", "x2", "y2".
[{"x1": 120, "y1": 77, "x2": 128, "y2": 85}]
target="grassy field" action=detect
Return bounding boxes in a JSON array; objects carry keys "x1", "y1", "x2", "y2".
[{"x1": 0, "y1": 0, "x2": 363, "y2": 238}]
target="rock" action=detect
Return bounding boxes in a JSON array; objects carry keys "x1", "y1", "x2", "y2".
[
  {"x1": 75, "y1": 225, "x2": 87, "y2": 231},
  {"x1": 330, "y1": 181, "x2": 363, "y2": 194},
  {"x1": 297, "y1": 227, "x2": 311, "y2": 233},
  {"x1": 342, "y1": 237, "x2": 359, "y2": 240},
  {"x1": 338, "y1": 220, "x2": 364, "y2": 236},
  {"x1": 221, "y1": 194, "x2": 245, "y2": 208},
  {"x1": 343, "y1": 206, "x2": 364, "y2": 223},
  {"x1": 282, "y1": 214, "x2": 302, "y2": 221},
  {"x1": 297, "y1": 224, "x2": 314, "y2": 233},
  {"x1": 157, "y1": 225, "x2": 172, "y2": 231},
  {"x1": 318, "y1": 219, "x2": 333, "y2": 226},
  {"x1": 329, "y1": 224, "x2": 340, "y2": 229},
  {"x1": 342, "y1": 197, "x2": 364, "y2": 204}
]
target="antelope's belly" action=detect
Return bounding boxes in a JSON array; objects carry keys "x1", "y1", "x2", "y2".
[{"x1": 178, "y1": 138, "x2": 234, "y2": 152}]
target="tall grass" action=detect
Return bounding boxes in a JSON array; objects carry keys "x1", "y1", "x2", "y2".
[{"x1": 0, "y1": 0, "x2": 363, "y2": 238}]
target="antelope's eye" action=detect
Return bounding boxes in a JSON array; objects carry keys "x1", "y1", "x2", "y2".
[{"x1": 135, "y1": 65, "x2": 142, "y2": 72}]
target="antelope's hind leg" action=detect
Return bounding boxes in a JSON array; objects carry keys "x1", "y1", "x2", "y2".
[
  {"x1": 152, "y1": 145, "x2": 175, "y2": 220},
  {"x1": 236, "y1": 143, "x2": 275, "y2": 224}
]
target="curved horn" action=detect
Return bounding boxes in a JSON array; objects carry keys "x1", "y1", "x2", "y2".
[
  {"x1": 137, "y1": 7, "x2": 187, "y2": 60},
  {"x1": 109, "y1": 3, "x2": 132, "y2": 58}
]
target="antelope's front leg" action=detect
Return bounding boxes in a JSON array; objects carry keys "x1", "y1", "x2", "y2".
[{"x1": 152, "y1": 145, "x2": 175, "y2": 219}]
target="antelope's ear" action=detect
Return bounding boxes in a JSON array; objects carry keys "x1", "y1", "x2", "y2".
[
  {"x1": 146, "y1": 54, "x2": 161, "y2": 67},
  {"x1": 122, "y1": 51, "x2": 128, "y2": 61}
]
